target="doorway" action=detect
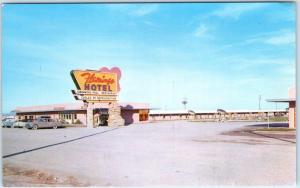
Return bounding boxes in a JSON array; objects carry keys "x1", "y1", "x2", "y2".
[{"x1": 94, "y1": 108, "x2": 109, "y2": 126}]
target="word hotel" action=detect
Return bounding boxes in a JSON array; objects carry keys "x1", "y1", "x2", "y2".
[{"x1": 82, "y1": 73, "x2": 115, "y2": 92}]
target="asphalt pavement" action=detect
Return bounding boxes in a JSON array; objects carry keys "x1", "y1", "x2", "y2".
[{"x1": 1, "y1": 121, "x2": 296, "y2": 186}]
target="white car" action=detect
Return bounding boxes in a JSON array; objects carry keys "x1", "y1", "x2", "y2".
[{"x1": 13, "y1": 120, "x2": 31, "y2": 128}]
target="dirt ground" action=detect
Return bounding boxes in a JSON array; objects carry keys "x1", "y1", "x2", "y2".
[{"x1": 2, "y1": 163, "x2": 89, "y2": 187}]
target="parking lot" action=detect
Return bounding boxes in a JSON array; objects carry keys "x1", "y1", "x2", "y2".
[{"x1": 2, "y1": 121, "x2": 296, "y2": 186}]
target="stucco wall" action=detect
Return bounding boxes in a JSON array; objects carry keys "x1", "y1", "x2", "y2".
[
  {"x1": 288, "y1": 87, "x2": 296, "y2": 128},
  {"x1": 289, "y1": 102, "x2": 296, "y2": 128},
  {"x1": 77, "y1": 114, "x2": 87, "y2": 125}
]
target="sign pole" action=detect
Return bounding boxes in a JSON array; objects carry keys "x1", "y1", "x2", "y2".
[
  {"x1": 86, "y1": 103, "x2": 94, "y2": 128},
  {"x1": 267, "y1": 112, "x2": 270, "y2": 129}
]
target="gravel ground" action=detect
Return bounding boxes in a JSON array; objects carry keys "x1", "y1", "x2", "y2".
[{"x1": 1, "y1": 121, "x2": 296, "y2": 186}]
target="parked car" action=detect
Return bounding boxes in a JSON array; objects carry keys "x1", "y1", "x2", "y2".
[
  {"x1": 13, "y1": 119, "x2": 32, "y2": 128},
  {"x1": 2, "y1": 118, "x2": 16, "y2": 128},
  {"x1": 26, "y1": 118, "x2": 63, "y2": 130}
]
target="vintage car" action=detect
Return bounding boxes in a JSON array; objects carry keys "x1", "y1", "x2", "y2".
[
  {"x1": 13, "y1": 119, "x2": 32, "y2": 128},
  {"x1": 2, "y1": 118, "x2": 16, "y2": 128},
  {"x1": 26, "y1": 118, "x2": 63, "y2": 130}
]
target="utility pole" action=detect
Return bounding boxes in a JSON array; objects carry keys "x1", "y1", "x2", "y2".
[
  {"x1": 258, "y1": 95, "x2": 261, "y2": 110},
  {"x1": 182, "y1": 97, "x2": 187, "y2": 110},
  {"x1": 172, "y1": 80, "x2": 175, "y2": 109}
]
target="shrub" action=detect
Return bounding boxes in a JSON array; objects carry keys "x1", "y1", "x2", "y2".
[
  {"x1": 269, "y1": 116, "x2": 288, "y2": 122},
  {"x1": 74, "y1": 119, "x2": 82, "y2": 124}
]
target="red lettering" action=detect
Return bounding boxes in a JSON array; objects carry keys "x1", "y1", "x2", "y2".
[{"x1": 80, "y1": 73, "x2": 115, "y2": 84}]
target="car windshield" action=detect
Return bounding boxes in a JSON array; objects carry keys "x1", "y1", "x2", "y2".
[{"x1": 3, "y1": 119, "x2": 13, "y2": 122}]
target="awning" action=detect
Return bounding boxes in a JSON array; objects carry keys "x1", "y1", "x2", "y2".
[{"x1": 266, "y1": 98, "x2": 296, "y2": 103}]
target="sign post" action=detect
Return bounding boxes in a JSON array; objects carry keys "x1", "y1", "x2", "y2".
[
  {"x1": 86, "y1": 104, "x2": 94, "y2": 128},
  {"x1": 70, "y1": 67, "x2": 124, "y2": 128}
]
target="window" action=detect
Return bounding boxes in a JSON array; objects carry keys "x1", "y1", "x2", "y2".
[{"x1": 60, "y1": 113, "x2": 76, "y2": 120}]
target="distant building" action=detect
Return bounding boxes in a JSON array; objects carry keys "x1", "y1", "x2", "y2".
[{"x1": 149, "y1": 109, "x2": 287, "y2": 122}]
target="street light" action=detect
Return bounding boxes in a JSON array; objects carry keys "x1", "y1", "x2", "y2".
[{"x1": 182, "y1": 97, "x2": 188, "y2": 110}]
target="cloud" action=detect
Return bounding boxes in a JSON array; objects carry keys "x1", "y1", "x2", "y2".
[
  {"x1": 194, "y1": 24, "x2": 207, "y2": 38},
  {"x1": 265, "y1": 32, "x2": 295, "y2": 45},
  {"x1": 265, "y1": 4, "x2": 295, "y2": 23},
  {"x1": 105, "y1": 4, "x2": 158, "y2": 17},
  {"x1": 276, "y1": 63, "x2": 295, "y2": 76},
  {"x1": 144, "y1": 20, "x2": 157, "y2": 27},
  {"x1": 105, "y1": 4, "x2": 132, "y2": 12},
  {"x1": 129, "y1": 5, "x2": 158, "y2": 17},
  {"x1": 193, "y1": 24, "x2": 214, "y2": 40},
  {"x1": 211, "y1": 3, "x2": 267, "y2": 19},
  {"x1": 246, "y1": 30, "x2": 295, "y2": 45}
]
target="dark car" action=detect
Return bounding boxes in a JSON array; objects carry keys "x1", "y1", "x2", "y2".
[{"x1": 26, "y1": 118, "x2": 63, "y2": 130}]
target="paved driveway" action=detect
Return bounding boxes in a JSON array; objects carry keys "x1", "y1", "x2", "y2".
[{"x1": 2, "y1": 121, "x2": 296, "y2": 186}]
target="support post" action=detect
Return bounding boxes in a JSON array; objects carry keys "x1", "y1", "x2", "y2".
[
  {"x1": 267, "y1": 112, "x2": 270, "y2": 129},
  {"x1": 86, "y1": 103, "x2": 94, "y2": 128}
]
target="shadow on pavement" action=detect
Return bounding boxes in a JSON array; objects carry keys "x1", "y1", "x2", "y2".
[
  {"x1": 222, "y1": 122, "x2": 295, "y2": 144},
  {"x1": 247, "y1": 122, "x2": 289, "y2": 128},
  {"x1": 246, "y1": 131, "x2": 296, "y2": 144},
  {"x1": 2, "y1": 127, "x2": 120, "y2": 159}
]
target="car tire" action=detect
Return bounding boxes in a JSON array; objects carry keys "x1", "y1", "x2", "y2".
[
  {"x1": 53, "y1": 125, "x2": 57, "y2": 129},
  {"x1": 32, "y1": 124, "x2": 38, "y2": 130}
]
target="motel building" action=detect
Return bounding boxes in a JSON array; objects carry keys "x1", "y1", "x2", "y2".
[
  {"x1": 15, "y1": 102, "x2": 150, "y2": 126},
  {"x1": 149, "y1": 109, "x2": 288, "y2": 122},
  {"x1": 15, "y1": 102, "x2": 289, "y2": 127}
]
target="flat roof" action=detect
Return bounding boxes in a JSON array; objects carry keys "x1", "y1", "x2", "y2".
[
  {"x1": 149, "y1": 109, "x2": 287, "y2": 115},
  {"x1": 266, "y1": 98, "x2": 296, "y2": 103},
  {"x1": 15, "y1": 102, "x2": 150, "y2": 113}
]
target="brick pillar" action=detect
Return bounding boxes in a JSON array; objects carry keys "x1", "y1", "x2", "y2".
[{"x1": 108, "y1": 102, "x2": 125, "y2": 127}]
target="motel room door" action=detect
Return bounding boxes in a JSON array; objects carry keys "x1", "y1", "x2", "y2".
[{"x1": 139, "y1": 110, "x2": 149, "y2": 122}]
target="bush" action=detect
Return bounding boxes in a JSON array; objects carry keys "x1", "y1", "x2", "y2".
[
  {"x1": 74, "y1": 119, "x2": 82, "y2": 124},
  {"x1": 269, "y1": 116, "x2": 288, "y2": 122}
]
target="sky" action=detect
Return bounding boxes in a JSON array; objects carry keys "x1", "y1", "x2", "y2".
[{"x1": 2, "y1": 2, "x2": 296, "y2": 113}]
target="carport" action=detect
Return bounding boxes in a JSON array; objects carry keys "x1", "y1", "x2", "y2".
[
  {"x1": 266, "y1": 98, "x2": 296, "y2": 128},
  {"x1": 266, "y1": 87, "x2": 296, "y2": 128}
]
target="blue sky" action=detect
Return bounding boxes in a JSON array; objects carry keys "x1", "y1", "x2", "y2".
[{"x1": 2, "y1": 2, "x2": 296, "y2": 113}]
